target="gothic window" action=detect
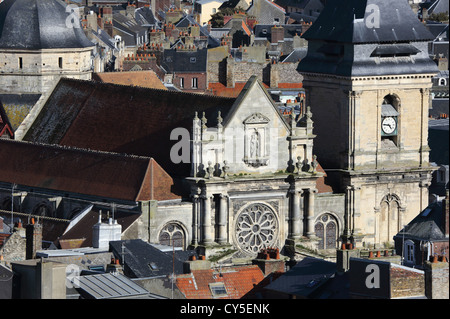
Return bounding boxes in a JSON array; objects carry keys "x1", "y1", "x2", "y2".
[
  {"x1": 33, "y1": 203, "x2": 52, "y2": 217},
  {"x1": 379, "y1": 194, "x2": 401, "y2": 245},
  {"x1": 159, "y1": 223, "x2": 185, "y2": 248},
  {"x1": 235, "y1": 203, "x2": 278, "y2": 256},
  {"x1": 314, "y1": 214, "x2": 338, "y2": 250}
]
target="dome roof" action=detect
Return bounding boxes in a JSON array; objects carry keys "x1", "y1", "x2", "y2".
[{"x1": 0, "y1": 0, "x2": 94, "y2": 50}]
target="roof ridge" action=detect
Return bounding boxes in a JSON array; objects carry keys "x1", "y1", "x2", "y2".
[
  {"x1": 60, "y1": 77, "x2": 236, "y2": 101},
  {"x1": 0, "y1": 138, "x2": 153, "y2": 162}
]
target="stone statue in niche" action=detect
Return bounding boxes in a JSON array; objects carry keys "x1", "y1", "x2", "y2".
[
  {"x1": 250, "y1": 130, "x2": 260, "y2": 158},
  {"x1": 311, "y1": 155, "x2": 318, "y2": 173},
  {"x1": 207, "y1": 161, "x2": 214, "y2": 179},
  {"x1": 296, "y1": 156, "x2": 302, "y2": 174}
]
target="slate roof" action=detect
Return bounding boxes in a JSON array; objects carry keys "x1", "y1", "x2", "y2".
[
  {"x1": 298, "y1": 0, "x2": 439, "y2": 77},
  {"x1": 22, "y1": 78, "x2": 236, "y2": 178},
  {"x1": 175, "y1": 265, "x2": 265, "y2": 299},
  {"x1": 394, "y1": 200, "x2": 447, "y2": 241},
  {"x1": 264, "y1": 256, "x2": 336, "y2": 298},
  {"x1": 109, "y1": 239, "x2": 196, "y2": 278},
  {"x1": 161, "y1": 48, "x2": 208, "y2": 73},
  {"x1": 301, "y1": 0, "x2": 434, "y2": 44},
  {"x1": 0, "y1": 139, "x2": 179, "y2": 202},
  {"x1": 0, "y1": 0, "x2": 94, "y2": 49}
]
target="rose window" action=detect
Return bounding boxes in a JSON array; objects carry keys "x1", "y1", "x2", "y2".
[{"x1": 235, "y1": 203, "x2": 278, "y2": 256}]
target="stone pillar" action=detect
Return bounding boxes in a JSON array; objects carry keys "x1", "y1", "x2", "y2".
[
  {"x1": 191, "y1": 195, "x2": 200, "y2": 246},
  {"x1": 305, "y1": 188, "x2": 317, "y2": 238},
  {"x1": 202, "y1": 194, "x2": 213, "y2": 244},
  {"x1": 217, "y1": 194, "x2": 228, "y2": 244},
  {"x1": 290, "y1": 189, "x2": 302, "y2": 240}
]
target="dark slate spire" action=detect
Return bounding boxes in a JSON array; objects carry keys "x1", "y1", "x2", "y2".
[
  {"x1": 302, "y1": 0, "x2": 434, "y2": 44},
  {"x1": 298, "y1": 0, "x2": 439, "y2": 77},
  {"x1": 0, "y1": 0, "x2": 94, "y2": 50}
]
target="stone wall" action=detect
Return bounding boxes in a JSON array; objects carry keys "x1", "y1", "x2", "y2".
[
  {"x1": 0, "y1": 231, "x2": 26, "y2": 266},
  {"x1": 425, "y1": 260, "x2": 449, "y2": 299},
  {"x1": 390, "y1": 264, "x2": 425, "y2": 298},
  {"x1": 0, "y1": 49, "x2": 92, "y2": 95}
]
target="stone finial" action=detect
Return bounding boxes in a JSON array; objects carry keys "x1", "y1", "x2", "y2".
[
  {"x1": 194, "y1": 111, "x2": 199, "y2": 120},
  {"x1": 222, "y1": 160, "x2": 229, "y2": 179},
  {"x1": 201, "y1": 112, "x2": 207, "y2": 130},
  {"x1": 217, "y1": 111, "x2": 223, "y2": 128},
  {"x1": 311, "y1": 155, "x2": 318, "y2": 173}
]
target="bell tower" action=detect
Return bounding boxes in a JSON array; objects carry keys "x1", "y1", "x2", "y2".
[{"x1": 298, "y1": 0, "x2": 439, "y2": 247}]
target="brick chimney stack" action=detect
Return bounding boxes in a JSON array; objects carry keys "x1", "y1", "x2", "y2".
[
  {"x1": 26, "y1": 219, "x2": 42, "y2": 260},
  {"x1": 271, "y1": 25, "x2": 284, "y2": 44}
]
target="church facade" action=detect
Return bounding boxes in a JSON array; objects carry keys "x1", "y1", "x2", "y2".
[{"x1": 2, "y1": 0, "x2": 439, "y2": 260}]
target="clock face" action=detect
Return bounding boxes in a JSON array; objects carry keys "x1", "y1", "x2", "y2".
[{"x1": 382, "y1": 117, "x2": 397, "y2": 134}]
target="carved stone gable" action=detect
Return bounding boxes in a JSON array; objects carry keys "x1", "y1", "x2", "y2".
[{"x1": 243, "y1": 113, "x2": 271, "y2": 125}]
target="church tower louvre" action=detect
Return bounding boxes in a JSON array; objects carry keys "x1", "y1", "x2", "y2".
[{"x1": 298, "y1": 0, "x2": 439, "y2": 247}]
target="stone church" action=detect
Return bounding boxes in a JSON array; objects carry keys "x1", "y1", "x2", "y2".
[{"x1": 1, "y1": 0, "x2": 440, "y2": 260}]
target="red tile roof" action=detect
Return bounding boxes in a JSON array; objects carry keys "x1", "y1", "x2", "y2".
[
  {"x1": 93, "y1": 70, "x2": 167, "y2": 90},
  {"x1": 0, "y1": 139, "x2": 179, "y2": 202},
  {"x1": 277, "y1": 82, "x2": 303, "y2": 89},
  {"x1": 208, "y1": 82, "x2": 270, "y2": 98},
  {"x1": 176, "y1": 265, "x2": 265, "y2": 299},
  {"x1": 0, "y1": 102, "x2": 14, "y2": 139},
  {"x1": 23, "y1": 78, "x2": 236, "y2": 178}
]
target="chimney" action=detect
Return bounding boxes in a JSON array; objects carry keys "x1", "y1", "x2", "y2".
[
  {"x1": 26, "y1": 221, "x2": 43, "y2": 259},
  {"x1": 271, "y1": 25, "x2": 284, "y2": 44},
  {"x1": 336, "y1": 242, "x2": 360, "y2": 274},
  {"x1": 183, "y1": 254, "x2": 210, "y2": 273},
  {"x1": 92, "y1": 212, "x2": 122, "y2": 249},
  {"x1": 252, "y1": 248, "x2": 285, "y2": 276}
]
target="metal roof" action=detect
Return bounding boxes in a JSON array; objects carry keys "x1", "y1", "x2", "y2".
[{"x1": 74, "y1": 272, "x2": 152, "y2": 299}]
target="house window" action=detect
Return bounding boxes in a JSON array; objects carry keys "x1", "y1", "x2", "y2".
[
  {"x1": 180, "y1": 77, "x2": 184, "y2": 88},
  {"x1": 19, "y1": 57, "x2": 23, "y2": 69},
  {"x1": 192, "y1": 77, "x2": 198, "y2": 89},
  {"x1": 58, "y1": 57, "x2": 63, "y2": 69},
  {"x1": 404, "y1": 240, "x2": 415, "y2": 264},
  {"x1": 209, "y1": 283, "x2": 228, "y2": 297}
]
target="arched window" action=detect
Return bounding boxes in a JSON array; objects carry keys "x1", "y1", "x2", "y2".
[
  {"x1": 33, "y1": 203, "x2": 52, "y2": 217},
  {"x1": 438, "y1": 78, "x2": 447, "y2": 86},
  {"x1": 158, "y1": 223, "x2": 186, "y2": 249},
  {"x1": 315, "y1": 213, "x2": 338, "y2": 250}
]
